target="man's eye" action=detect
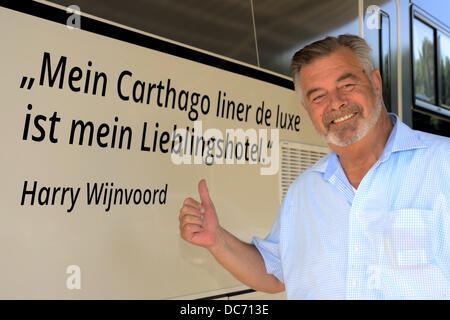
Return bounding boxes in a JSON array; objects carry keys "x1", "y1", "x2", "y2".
[
  {"x1": 312, "y1": 95, "x2": 325, "y2": 103},
  {"x1": 341, "y1": 84, "x2": 355, "y2": 91}
]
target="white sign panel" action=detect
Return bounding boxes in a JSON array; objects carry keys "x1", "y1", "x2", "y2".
[{"x1": 0, "y1": 2, "x2": 324, "y2": 298}]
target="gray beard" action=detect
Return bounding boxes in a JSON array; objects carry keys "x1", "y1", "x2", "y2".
[
  {"x1": 326, "y1": 100, "x2": 382, "y2": 146},
  {"x1": 320, "y1": 90, "x2": 383, "y2": 147}
]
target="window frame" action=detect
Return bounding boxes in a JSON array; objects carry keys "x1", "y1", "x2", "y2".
[{"x1": 378, "y1": 11, "x2": 392, "y2": 112}]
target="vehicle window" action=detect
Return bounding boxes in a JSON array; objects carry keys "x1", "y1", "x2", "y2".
[
  {"x1": 413, "y1": 19, "x2": 436, "y2": 104},
  {"x1": 438, "y1": 33, "x2": 450, "y2": 110}
]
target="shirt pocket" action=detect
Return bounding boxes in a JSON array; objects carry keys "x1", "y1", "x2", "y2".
[
  {"x1": 381, "y1": 208, "x2": 450, "y2": 299},
  {"x1": 384, "y1": 208, "x2": 432, "y2": 267}
]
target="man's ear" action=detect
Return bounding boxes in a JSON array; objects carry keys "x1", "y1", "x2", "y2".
[{"x1": 371, "y1": 69, "x2": 383, "y2": 97}]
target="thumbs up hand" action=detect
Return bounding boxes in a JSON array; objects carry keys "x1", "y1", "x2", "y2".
[
  {"x1": 179, "y1": 180, "x2": 286, "y2": 294},
  {"x1": 179, "y1": 179, "x2": 220, "y2": 249}
]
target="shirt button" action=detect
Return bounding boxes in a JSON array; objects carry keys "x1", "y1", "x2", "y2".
[
  {"x1": 352, "y1": 281, "x2": 357, "y2": 287},
  {"x1": 355, "y1": 211, "x2": 360, "y2": 216},
  {"x1": 354, "y1": 245, "x2": 359, "y2": 251}
]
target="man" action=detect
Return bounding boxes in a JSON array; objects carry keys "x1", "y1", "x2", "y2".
[{"x1": 179, "y1": 35, "x2": 450, "y2": 299}]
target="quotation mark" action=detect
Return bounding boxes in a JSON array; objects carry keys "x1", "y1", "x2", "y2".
[{"x1": 20, "y1": 76, "x2": 35, "y2": 90}]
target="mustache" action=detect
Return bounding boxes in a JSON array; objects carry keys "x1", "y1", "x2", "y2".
[{"x1": 322, "y1": 104, "x2": 362, "y2": 127}]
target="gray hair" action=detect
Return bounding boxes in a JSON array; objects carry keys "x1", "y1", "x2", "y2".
[{"x1": 290, "y1": 34, "x2": 374, "y2": 102}]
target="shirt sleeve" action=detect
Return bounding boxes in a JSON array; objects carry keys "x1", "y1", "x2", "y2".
[{"x1": 251, "y1": 198, "x2": 288, "y2": 284}]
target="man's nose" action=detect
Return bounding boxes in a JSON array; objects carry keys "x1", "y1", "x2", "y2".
[{"x1": 328, "y1": 90, "x2": 347, "y2": 111}]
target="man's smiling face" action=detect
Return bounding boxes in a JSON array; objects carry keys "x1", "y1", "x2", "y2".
[{"x1": 299, "y1": 46, "x2": 383, "y2": 147}]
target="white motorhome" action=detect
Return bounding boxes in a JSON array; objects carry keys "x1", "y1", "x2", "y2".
[{"x1": 0, "y1": 0, "x2": 448, "y2": 299}]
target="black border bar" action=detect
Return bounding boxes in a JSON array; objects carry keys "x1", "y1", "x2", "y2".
[
  {"x1": 1, "y1": 0, "x2": 294, "y2": 90},
  {"x1": 195, "y1": 289, "x2": 256, "y2": 300}
]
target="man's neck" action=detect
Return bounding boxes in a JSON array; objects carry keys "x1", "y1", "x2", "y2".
[{"x1": 330, "y1": 112, "x2": 394, "y2": 189}]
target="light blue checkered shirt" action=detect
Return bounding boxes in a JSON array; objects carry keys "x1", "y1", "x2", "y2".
[{"x1": 253, "y1": 114, "x2": 450, "y2": 299}]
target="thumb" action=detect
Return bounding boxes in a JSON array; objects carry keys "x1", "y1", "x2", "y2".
[{"x1": 198, "y1": 179, "x2": 212, "y2": 206}]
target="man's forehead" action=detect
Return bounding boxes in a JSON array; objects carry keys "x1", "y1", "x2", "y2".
[{"x1": 299, "y1": 47, "x2": 364, "y2": 88}]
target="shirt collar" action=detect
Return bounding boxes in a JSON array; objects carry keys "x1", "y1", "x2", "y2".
[
  {"x1": 378, "y1": 113, "x2": 427, "y2": 163},
  {"x1": 387, "y1": 113, "x2": 427, "y2": 153},
  {"x1": 313, "y1": 113, "x2": 428, "y2": 177}
]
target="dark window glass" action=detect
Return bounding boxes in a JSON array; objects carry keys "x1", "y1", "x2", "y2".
[
  {"x1": 379, "y1": 13, "x2": 391, "y2": 112},
  {"x1": 439, "y1": 33, "x2": 450, "y2": 111},
  {"x1": 413, "y1": 19, "x2": 436, "y2": 104},
  {"x1": 412, "y1": 110, "x2": 450, "y2": 137}
]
